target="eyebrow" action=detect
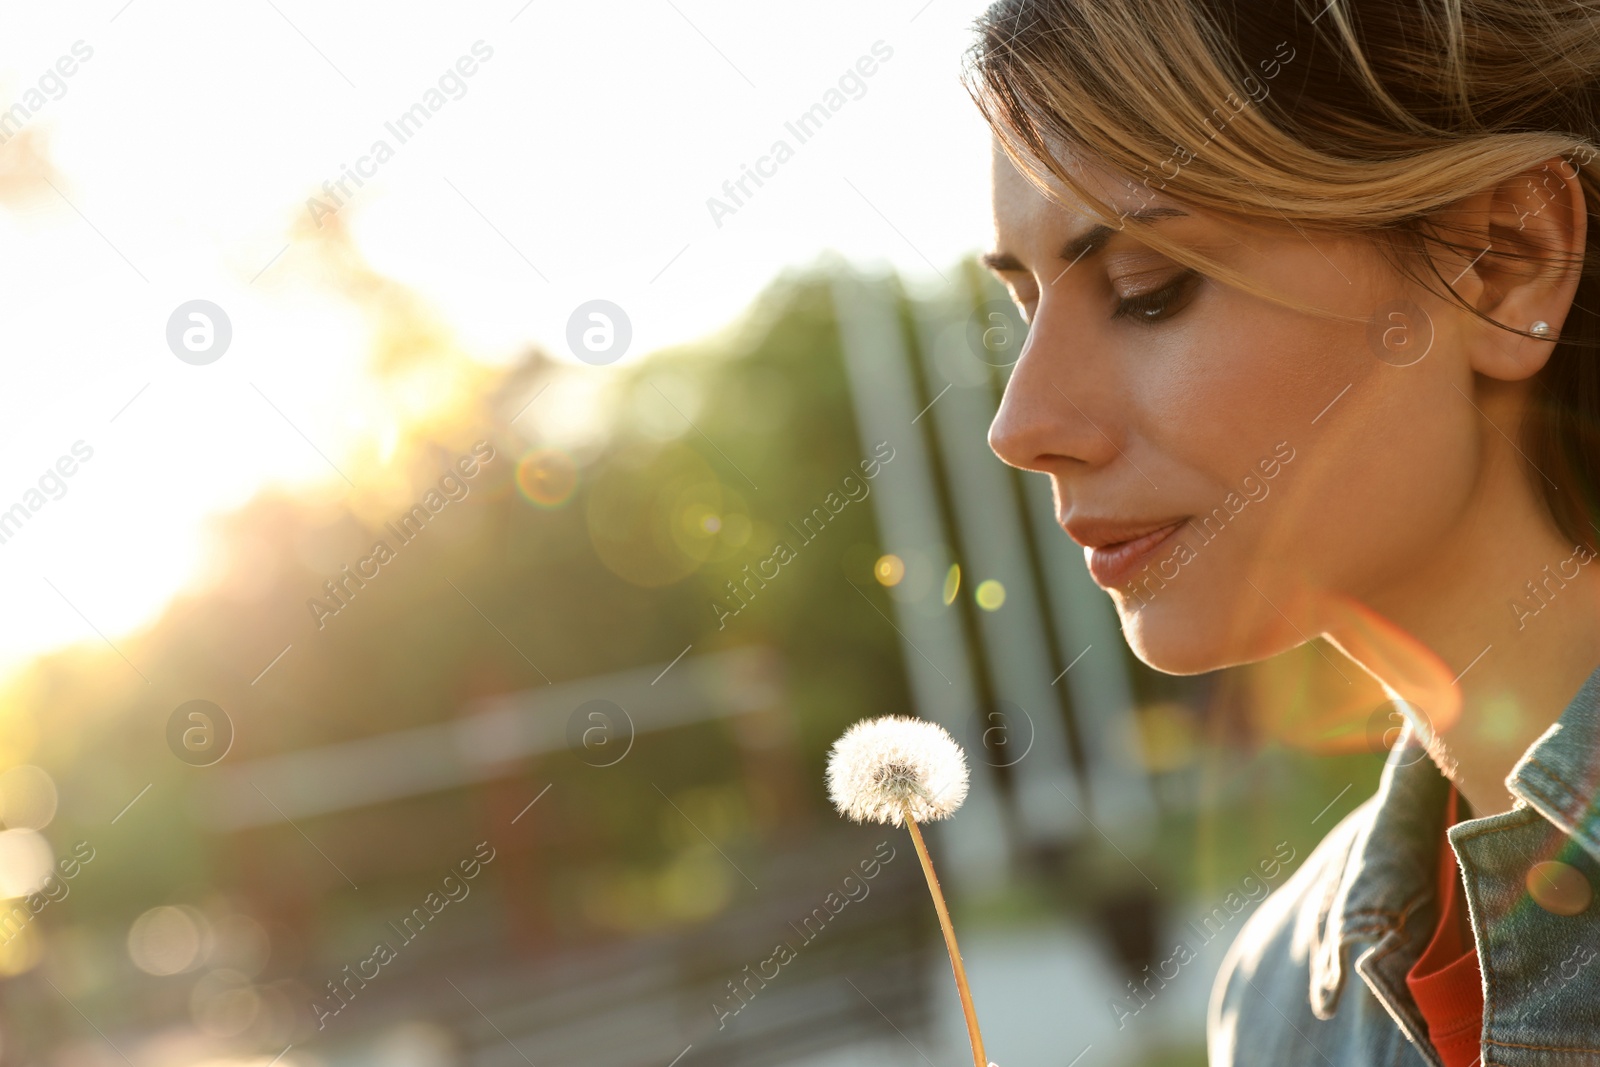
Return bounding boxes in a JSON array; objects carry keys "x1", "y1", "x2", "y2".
[{"x1": 981, "y1": 206, "x2": 1190, "y2": 274}]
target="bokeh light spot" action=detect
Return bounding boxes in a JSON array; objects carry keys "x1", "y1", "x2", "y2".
[
  {"x1": 975, "y1": 579, "x2": 1005, "y2": 611},
  {"x1": 1527, "y1": 860, "x2": 1593, "y2": 916},
  {"x1": 128, "y1": 905, "x2": 207, "y2": 976},
  {"x1": 1127, "y1": 702, "x2": 1200, "y2": 773},
  {"x1": 0, "y1": 766, "x2": 57, "y2": 832},
  {"x1": 0, "y1": 919, "x2": 40, "y2": 976},
  {"x1": 210, "y1": 913, "x2": 271, "y2": 977},
  {"x1": 0, "y1": 829, "x2": 52, "y2": 898},
  {"x1": 942, "y1": 563, "x2": 961, "y2": 605},
  {"x1": 657, "y1": 846, "x2": 733, "y2": 922},
  {"x1": 515, "y1": 447, "x2": 579, "y2": 508},
  {"x1": 587, "y1": 444, "x2": 726, "y2": 587},
  {"x1": 190, "y1": 968, "x2": 261, "y2": 1037},
  {"x1": 874, "y1": 554, "x2": 905, "y2": 586}
]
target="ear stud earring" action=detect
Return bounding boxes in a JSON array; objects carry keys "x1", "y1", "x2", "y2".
[{"x1": 1531, "y1": 320, "x2": 1556, "y2": 339}]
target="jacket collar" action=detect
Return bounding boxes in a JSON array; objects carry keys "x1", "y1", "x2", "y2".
[
  {"x1": 1505, "y1": 663, "x2": 1600, "y2": 867},
  {"x1": 1308, "y1": 716, "x2": 1449, "y2": 1026},
  {"x1": 1309, "y1": 665, "x2": 1600, "y2": 1021}
]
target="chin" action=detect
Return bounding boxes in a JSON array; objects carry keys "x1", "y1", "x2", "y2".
[{"x1": 1113, "y1": 589, "x2": 1282, "y2": 676}]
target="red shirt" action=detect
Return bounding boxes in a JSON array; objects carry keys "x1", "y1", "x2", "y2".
[{"x1": 1405, "y1": 785, "x2": 1484, "y2": 1067}]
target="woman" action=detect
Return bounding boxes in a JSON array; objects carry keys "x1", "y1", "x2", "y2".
[{"x1": 963, "y1": 0, "x2": 1600, "y2": 1063}]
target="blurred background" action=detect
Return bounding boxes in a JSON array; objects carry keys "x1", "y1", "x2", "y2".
[{"x1": 0, "y1": 3, "x2": 1397, "y2": 1066}]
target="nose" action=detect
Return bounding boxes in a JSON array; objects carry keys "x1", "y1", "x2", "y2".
[{"x1": 987, "y1": 311, "x2": 1115, "y2": 476}]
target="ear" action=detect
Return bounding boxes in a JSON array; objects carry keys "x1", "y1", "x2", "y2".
[{"x1": 1445, "y1": 155, "x2": 1588, "y2": 382}]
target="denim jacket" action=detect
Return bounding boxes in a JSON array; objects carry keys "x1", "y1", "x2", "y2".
[{"x1": 1208, "y1": 666, "x2": 1600, "y2": 1066}]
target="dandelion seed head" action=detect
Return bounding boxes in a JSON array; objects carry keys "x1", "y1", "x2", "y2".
[{"x1": 826, "y1": 715, "x2": 970, "y2": 826}]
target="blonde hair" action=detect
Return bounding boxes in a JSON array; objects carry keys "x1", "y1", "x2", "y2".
[{"x1": 963, "y1": 0, "x2": 1600, "y2": 546}]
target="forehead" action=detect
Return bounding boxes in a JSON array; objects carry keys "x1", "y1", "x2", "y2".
[{"x1": 990, "y1": 139, "x2": 1145, "y2": 234}]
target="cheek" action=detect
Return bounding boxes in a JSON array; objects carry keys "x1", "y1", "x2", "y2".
[
  {"x1": 1137, "y1": 305, "x2": 1350, "y2": 459},
  {"x1": 1283, "y1": 351, "x2": 1481, "y2": 598},
  {"x1": 1110, "y1": 278, "x2": 1470, "y2": 670},
  {"x1": 1107, "y1": 314, "x2": 1360, "y2": 672}
]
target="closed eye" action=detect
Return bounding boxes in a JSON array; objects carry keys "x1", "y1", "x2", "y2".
[{"x1": 1111, "y1": 270, "x2": 1202, "y2": 323}]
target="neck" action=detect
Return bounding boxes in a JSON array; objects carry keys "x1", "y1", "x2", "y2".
[{"x1": 1322, "y1": 482, "x2": 1600, "y2": 816}]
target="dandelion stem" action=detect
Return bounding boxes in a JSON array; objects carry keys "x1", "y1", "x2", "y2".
[{"x1": 903, "y1": 808, "x2": 986, "y2": 1067}]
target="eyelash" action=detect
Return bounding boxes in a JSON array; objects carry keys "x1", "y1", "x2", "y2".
[{"x1": 1111, "y1": 270, "x2": 1200, "y2": 323}]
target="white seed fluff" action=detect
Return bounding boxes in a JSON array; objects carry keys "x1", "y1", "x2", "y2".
[{"x1": 826, "y1": 715, "x2": 970, "y2": 826}]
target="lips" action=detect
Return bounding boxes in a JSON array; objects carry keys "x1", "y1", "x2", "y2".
[{"x1": 1064, "y1": 518, "x2": 1189, "y2": 589}]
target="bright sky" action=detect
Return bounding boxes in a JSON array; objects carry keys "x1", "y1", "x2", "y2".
[{"x1": 0, "y1": 0, "x2": 1000, "y2": 680}]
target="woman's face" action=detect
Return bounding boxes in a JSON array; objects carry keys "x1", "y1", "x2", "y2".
[{"x1": 984, "y1": 144, "x2": 1493, "y2": 675}]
